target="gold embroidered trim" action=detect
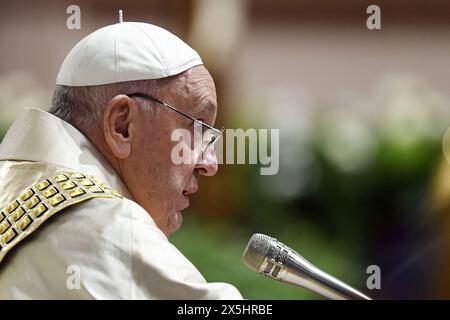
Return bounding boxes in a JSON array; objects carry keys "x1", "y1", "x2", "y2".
[{"x1": 0, "y1": 171, "x2": 122, "y2": 264}]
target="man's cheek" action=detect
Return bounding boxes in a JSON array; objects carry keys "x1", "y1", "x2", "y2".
[{"x1": 168, "y1": 166, "x2": 189, "y2": 190}]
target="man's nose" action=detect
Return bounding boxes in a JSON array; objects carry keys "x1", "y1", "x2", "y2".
[{"x1": 195, "y1": 148, "x2": 218, "y2": 176}]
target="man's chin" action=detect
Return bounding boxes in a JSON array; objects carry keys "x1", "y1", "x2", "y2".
[
  {"x1": 165, "y1": 211, "x2": 183, "y2": 237},
  {"x1": 174, "y1": 210, "x2": 183, "y2": 230}
]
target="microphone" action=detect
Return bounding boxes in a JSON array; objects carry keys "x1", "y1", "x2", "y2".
[{"x1": 242, "y1": 233, "x2": 371, "y2": 300}]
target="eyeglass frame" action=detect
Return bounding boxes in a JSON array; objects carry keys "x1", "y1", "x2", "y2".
[{"x1": 126, "y1": 92, "x2": 225, "y2": 154}]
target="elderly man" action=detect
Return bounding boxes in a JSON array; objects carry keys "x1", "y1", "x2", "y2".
[{"x1": 0, "y1": 21, "x2": 242, "y2": 299}]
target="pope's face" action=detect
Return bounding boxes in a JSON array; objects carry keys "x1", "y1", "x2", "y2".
[{"x1": 125, "y1": 66, "x2": 219, "y2": 237}]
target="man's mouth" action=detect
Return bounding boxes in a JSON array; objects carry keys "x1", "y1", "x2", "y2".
[
  {"x1": 183, "y1": 184, "x2": 199, "y2": 196},
  {"x1": 180, "y1": 193, "x2": 190, "y2": 211},
  {"x1": 180, "y1": 183, "x2": 199, "y2": 211}
]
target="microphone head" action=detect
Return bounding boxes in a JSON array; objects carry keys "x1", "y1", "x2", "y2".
[
  {"x1": 241, "y1": 233, "x2": 276, "y2": 271},
  {"x1": 242, "y1": 233, "x2": 372, "y2": 300}
]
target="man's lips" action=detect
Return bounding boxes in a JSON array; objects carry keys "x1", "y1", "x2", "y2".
[
  {"x1": 183, "y1": 182, "x2": 199, "y2": 196},
  {"x1": 179, "y1": 194, "x2": 190, "y2": 211},
  {"x1": 179, "y1": 183, "x2": 198, "y2": 211}
]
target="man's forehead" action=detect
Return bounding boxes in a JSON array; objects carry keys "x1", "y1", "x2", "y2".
[
  {"x1": 194, "y1": 97, "x2": 217, "y2": 117},
  {"x1": 169, "y1": 66, "x2": 217, "y2": 116}
]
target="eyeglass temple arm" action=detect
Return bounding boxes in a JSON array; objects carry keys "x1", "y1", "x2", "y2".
[{"x1": 128, "y1": 93, "x2": 224, "y2": 134}]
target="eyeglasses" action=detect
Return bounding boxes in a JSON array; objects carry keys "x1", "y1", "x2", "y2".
[{"x1": 127, "y1": 92, "x2": 225, "y2": 154}]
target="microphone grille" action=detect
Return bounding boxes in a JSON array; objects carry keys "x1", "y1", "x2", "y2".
[{"x1": 242, "y1": 233, "x2": 274, "y2": 271}]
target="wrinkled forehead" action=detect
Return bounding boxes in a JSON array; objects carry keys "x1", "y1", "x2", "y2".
[{"x1": 163, "y1": 65, "x2": 217, "y2": 116}]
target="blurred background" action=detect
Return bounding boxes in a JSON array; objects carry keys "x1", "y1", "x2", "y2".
[{"x1": 1, "y1": 0, "x2": 450, "y2": 299}]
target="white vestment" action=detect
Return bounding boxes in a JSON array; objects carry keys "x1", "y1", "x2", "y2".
[{"x1": 0, "y1": 108, "x2": 242, "y2": 299}]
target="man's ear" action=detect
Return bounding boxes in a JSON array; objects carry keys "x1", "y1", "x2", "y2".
[{"x1": 103, "y1": 95, "x2": 134, "y2": 159}]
